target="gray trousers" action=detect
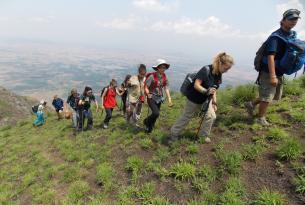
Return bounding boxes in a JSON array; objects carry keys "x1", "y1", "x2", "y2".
[{"x1": 170, "y1": 99, "x2": 216, "y2": 137}]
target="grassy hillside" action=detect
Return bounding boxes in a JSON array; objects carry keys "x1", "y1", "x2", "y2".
[
  {"x1": 0, "y1": 87, "x2": 38, "y2": 126},
  {"x1": 0, "y1": 77, "x2": 305, "y2": 205}
]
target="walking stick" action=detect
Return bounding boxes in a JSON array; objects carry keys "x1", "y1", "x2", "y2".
[{"x1": 195, "y1": 95, "x2": 213, "y2": 138}]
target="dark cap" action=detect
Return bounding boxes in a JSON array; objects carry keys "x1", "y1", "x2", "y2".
[{"x1": 283, "y1": 9, "x2": 301, "y2": 20}]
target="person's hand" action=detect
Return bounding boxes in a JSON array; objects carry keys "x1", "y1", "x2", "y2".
[
  {"x1": 207, "y1": 87, "x2": 216, "y2": 95},
  {"x1": 96, "y1": 107, "x2": 99, "y2": 112},
  {"x1": 168, "y1": 100, "x2": 173, "y2": 107},
  {"x1": 101, "y1": 105, "x2": 105, "y2": 110},
  {"x1": 270, "y1": 76, "x2": 278, "y2": 87},
  {"x1": 147, "y1": 93, "x2": 152, "y2": 99}
]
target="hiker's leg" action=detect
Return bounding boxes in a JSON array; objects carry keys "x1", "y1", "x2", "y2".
[
  {"x1": 273, "y1": 76, "x2": 283, "y2": 101},
  {"x1": 133, "y1": 102, "x2": 143, "y2": 123},
  {"x1": 104, "y1": 108, "x2": 112, "y2": 125},
  {"x1": 126, "y1": 102, "x2": 135, "y2": 123},
  {"x1": 72, "y1": 110, "x2": 77, "y2": 128},
  {"x1": 122, "y1": 94, "x2": 127, "y2": 115},
  {"x1": 258, "y1": 101, "x2": 269, "y2": 117},
  {"x1": 87, "y1": 109, "x2": 93, "y2": 128},
  {"x1": 171, "y1": 99, "x2": 200, "y2": 137},
  {"x1": 78, "y1": 110, "x2": 84, "y2": 129},
  {"x1": 199, "y1": 101, "x2": 216, "y2": 137},
  {"x1": 145, "y1": 98, "x2": 160, "y2": 129}
]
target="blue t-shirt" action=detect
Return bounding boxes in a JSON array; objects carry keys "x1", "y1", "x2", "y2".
[{"x1": 261, "y1": 28, "x2": 295, "y2": 76}]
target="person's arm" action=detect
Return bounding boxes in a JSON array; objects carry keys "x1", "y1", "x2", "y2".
[
  {"x1": 194, "y1": 79, "x2": 216, "y2": 96},
  {"x1": 100, "y1": 88, "x2": 108, "y2": 109},
  {"x1": 267, "y1": 54, "x2": 278, "y2": 87},
  {"x1": 212, "y1": 92, "x2": 217, "y2": 112},
  {"x1": 116, "y1": 88, "x2": 123, "y2": 96},
  {"x1": 165, "y1": 86, "x2": 173, "y2": 107}
]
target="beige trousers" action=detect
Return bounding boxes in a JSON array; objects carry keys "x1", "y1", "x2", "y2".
[{"x1": 170, "y1": 99, "x2": 216, "y2": 137}]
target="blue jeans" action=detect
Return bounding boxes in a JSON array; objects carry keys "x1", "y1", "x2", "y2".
[{"x1": 78, "y1": 109, "x2": 93, "y2": 129}]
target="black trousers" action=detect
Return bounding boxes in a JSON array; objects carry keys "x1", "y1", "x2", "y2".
[
  {"x1": 121, "y1": 93, "x2": 127, "y2": 114},
  {"x1": 144, "y1": 98, "x2": 161, "y2": 130},
  {"x1": 104, "y1": 108, "x2": 114, "y2": 125}
]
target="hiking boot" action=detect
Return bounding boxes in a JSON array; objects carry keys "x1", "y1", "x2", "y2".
[
  {"x1": 244, "y1": 101, "x2": 255, "y2": 117},
  {"x1": 256, "y1": 117, "x2": 270, "y2": 126},
  {"x1": 204, "y1": 137, "x2": 211, "y2": 143}
]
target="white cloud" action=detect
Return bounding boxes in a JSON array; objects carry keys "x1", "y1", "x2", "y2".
[
  {"x1": 276, "y1": 0, "x2": 305, "y2": 38},
  {"x1": 95, "y1": 16, "x2": 139, "y2": 30},
  {"x1": 28, "y1": 16, "x2": 55, "y2": 23},
  {"x1": 132, "y1": 0, "x2": 178, "y2": 12},
  {"x1": 148, "y1": 16, "x2": 241, "y2": 38}
]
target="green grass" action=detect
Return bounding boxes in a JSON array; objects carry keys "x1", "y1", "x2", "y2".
[
  {"x1": 252, "y1": 188, "x2": 286, "y2": 205},
  {"x1": 276, "y1": 138, "x2": 303, "y2": 161},
  {"x1": 266, "y1": 127, "x2": 289, "y2": 142},
  {"x1": 293, "y1": 175, "x2": 305, "y2": 194},
  {"x1": 125, "y1": 155, "x2": 145, "y2": 182},
  {"x1": 215, "y1": 147, "x2": 243, "y2": 175},
  {"x1": 241, "y1": 143, "x2": 265, "y2": 161},
  {"x1": 170, "y1": 161, "x2": 196, "y2": 180},
  {"x1": 96, "y1": 162, "x2": 115, "y2": 191},
  {"x1": 66, "y1": 180, "x2": 90, "y2": 204},
  {"x1": 232, "y1": 84, "x2": 257, "y2": 106}
]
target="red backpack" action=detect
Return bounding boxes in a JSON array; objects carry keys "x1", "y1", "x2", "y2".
[{"x1": 145, "y1": 72, "x2": 167, "y2": 92}]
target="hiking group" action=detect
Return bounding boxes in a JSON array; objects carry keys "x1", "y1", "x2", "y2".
[{"x1": 33, "y1": 9, "x2": 305, "y2": 144}]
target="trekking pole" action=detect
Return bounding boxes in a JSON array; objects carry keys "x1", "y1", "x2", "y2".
[{"x1": 195, "y1": 95, "x2": 213, "y2": 139}]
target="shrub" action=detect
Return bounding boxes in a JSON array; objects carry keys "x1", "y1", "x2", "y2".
[
  {"x1": 276, "y1": 138, "x2": 303, "y2": 161},
  {"x1": 170, "y1": 161, "x2": 196, "y2": 180},
  {"x1": 253, "y1": 188, "x2": 286, "y2": 205}
]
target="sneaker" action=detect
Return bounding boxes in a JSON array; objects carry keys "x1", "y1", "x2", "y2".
[
  {"x1": 256, "y1": 117, "x2": 270, "y2": 126},
  {"x1": 244, "y1": 101, "x2": 255, "y2": 117},
  {"x1": 204, "y1": 137, "x2": 211, "y2": 143},
  {"x1": 102, "y1": 124, "x2": 108, "y2": 129}
]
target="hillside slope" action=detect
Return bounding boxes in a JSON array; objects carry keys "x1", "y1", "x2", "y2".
[
  {"x1": 0, "y1": 87, "x2": 38, "y2": 126},
  {"x1": 0, "y1": 77, "x2": 305, "y2": 205}
]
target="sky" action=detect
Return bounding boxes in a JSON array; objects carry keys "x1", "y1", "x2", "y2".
[{"x1": 0, "y1": 0, "x2": 305, "y2": 64}]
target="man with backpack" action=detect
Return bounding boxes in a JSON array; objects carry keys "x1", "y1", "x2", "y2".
[
  {"x1": 143, "y1": 59, "x2": 173, "y2": 133},
  {"x1": 52, "y1": 95, "x2": 64, "y2": 120},
  {"x1": 126, "y1": 64, "x2": 147, "y2": 126},
  {"x1": 66, "y1": 88, "x2": 80, "y2": 129},
  {"x1": 245, "y1": 9, "x2": 305, "y2": 126}
]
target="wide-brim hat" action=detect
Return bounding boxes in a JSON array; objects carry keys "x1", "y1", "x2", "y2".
[{"x1": 152, "y1": 59, "x2": 170, "y2": 71}]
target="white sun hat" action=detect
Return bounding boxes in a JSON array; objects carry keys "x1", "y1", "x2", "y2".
[{"x1": 152, "y1": 59, "x2": 170, "y2": 71}]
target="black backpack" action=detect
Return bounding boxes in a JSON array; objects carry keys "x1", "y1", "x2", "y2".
[
  {"x1": 180, "y1": 72, "x2": 197, "y2": 96},
  {"x1": 32, "y1": 105, "x2": 39, "y2": 113},
  {"x1": 254, "y1": 41, "x2": 268, "y2": 72},
  {"x1": 100, "y1": 86, "x2": 109, "y2": 98}
]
